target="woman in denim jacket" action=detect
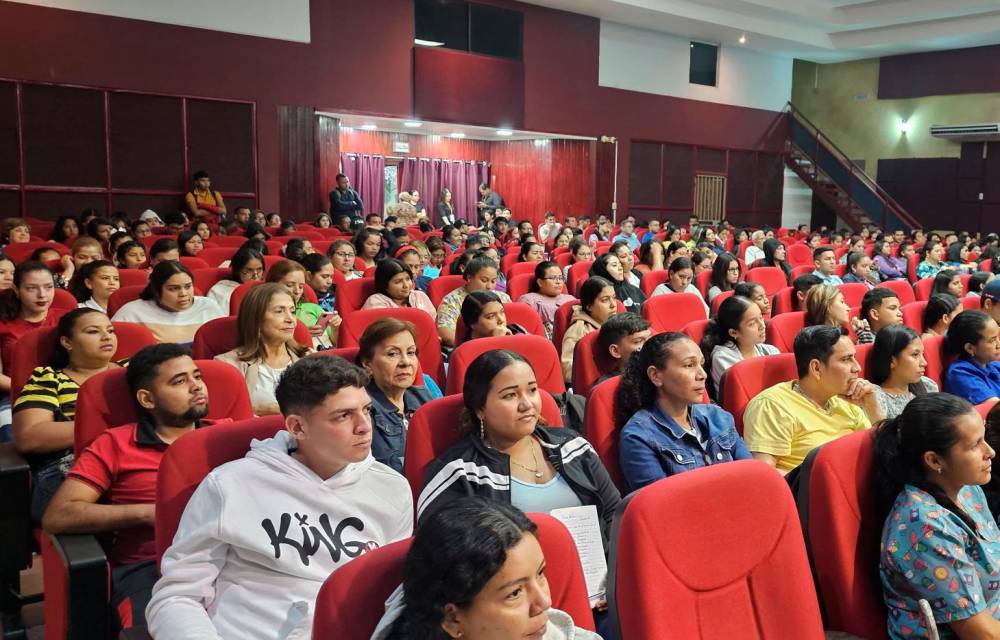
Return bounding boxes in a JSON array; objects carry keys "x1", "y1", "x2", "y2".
[{"x1": 615, "y1": 332, "x2": 750, "y2": 493}]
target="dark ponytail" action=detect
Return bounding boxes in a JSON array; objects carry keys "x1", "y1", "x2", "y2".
[
  {"x1": 700, "y1": 295, "x2": 755, "y2": 399},
  {"x1": 873, "y1": 393, "x2": 979, "y2": 530}
]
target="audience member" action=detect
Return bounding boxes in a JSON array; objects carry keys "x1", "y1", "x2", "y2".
[
  {"x1": 732, "y1": 281, "x2": 772, "y2": 319},
  {"x1": 519, "y1": 241, "x2": 545, "y2": 264},
  {"x1": 610, "y1": 241, "x2": 643, "y2": 288},
  {"x1": 946, "y1": 241, "x2": 978, "y2": 273},
  {"x1": 329, "y1": 173, "x2": 364, "y2": 220},
  {"x1": 593, "y1": 313, "x2": 651, "y2": 387},
  {"x1": 460, "y1": 290, "x2": 527, "y2": 341},
  {"x1": 147, "y1": 355, "x2": 411, "y2": 639},
  {"x1": 49, "y1": 215, "x2": 79, "y2": 244},
  {"x1": 873, "y1": 393, "x2": 999, "y2": 639},
  {"x1": 301, "y1": 253, "x2": 335, "y2": 312},
  {"x1": 943, "y1": 310, "x2": 1000, "y2": 405},
  {"x1": 743, "y1": 231, "x2": 766, "y2": 265},
  {"x1": 842, "y1": 251, "x2": 876, "y2": 288},
  {"x1": 112, "y1": 261, "x2": 224, "y2": 343},
  {"x1": 537, "y1": 212, "x2": 561, "y2": 242},
  {"x1": 216, "y1": 283, "x2": 309, "y2": 416},
  {"x1": 931, "y1": 268, "x2": 963, "y2": 299},
  {"x1": 917, "y1": 240, "x2": 946, "y2": 279},
  {"x1": 868, "y1": 325, "x2": 938, "y2": 419},
  {"x1": 282, "y1": 237, "x2": 314, "y2": 263},
  {"x1": 612, "y1": 219, "x2": 640, "y2": 251},
  {"x1": 589, "y1": 219, "x2": 612, "y2": 244},
  {"x1": 70, "y1": 260, "x2": 120, "y2": 312},
  {"x1": 922, "y1": 293, "x2": 962, "y2": 339},
  {"x1": 968, "y1": 271, "x2": 995, "y2": 298},
  {"x1": 1, "y1": 218, "x2": 31, "y2": 247},
  {"x1": 148, "y1": 238, "x2": 180, "y2": 267},
  {"x1": 354, "y1": 228, "x2": 384, "y2": 270},
  {"x1": 650, "y1": 256, "x2": 708, "y2": 315},
  {"x1": 873, "y1": 239, "x2": 906, "y2": 280},
  {"x1": 811, "y1": 246, "x2": 844, "y2": 286},
  {"x1": 805, "y1": 284, "x2": 870, "y2": 340},
  {"x1": 362, "y1": 258, "x2": 436, "y2": 319},
  {"x1": 266, "y1": 259, "x2": 338, "y2": 349},
  {"x1": 707, "y1": 252, "x2": 741, "y2": 303},
  {"x1": 327, "y1": 238, "x2": 364, "y2": 281},
  {"x1": 417, "y1": 349, "x2": 620, "y2": 541},
  {"x1": 561, "y1": 277, "x2": 617, "y2": 383},
  {"x1": 0, "y1": 262, "x2": 65, "y2": 378},
  {"x1": 743, "y1": 325, "x2": 881, "y2": 473},
  {"x1": 44, "y1": 344, "x2": 220, "y2": 632},
  {"x1": 982, "y1": 278, "x2": 1000, "y2": 324},
  {"x1": 617, "y1": 332, "x2": 748, "y2": 492},
  {"x1": 517, "y1": 261, "x2": 575, "y2": 340},
  {"x1": 115, "y1": 240, "x2": 147, "y2": 270},
  {"x1": 635, "y1": 239, "x2": 664, "y2": 274},
  {"x1": 206, "y1": 247, "x2": 264, "y2": 312},
  {"x1": 856, "y1": 287, "x2": 902, "y2": 345},
  {"x1": 243, "y1": 222, "x2": 269, "y2": 242},
  {"x1": 759, "y1": 239, "x2": 791, "y2": 277},
  {"x1": 437, "y1": 256, "x2": 511, "y2": 346},
  {"x1": 183, "y1": 171, "x2": 226, "y2": 224},
  {"x1": 701, "y1": 295, "x2": 779, "y2": 399},
  {"x1": 177, "y1": 230, "x2": 204, "y2": 258}
]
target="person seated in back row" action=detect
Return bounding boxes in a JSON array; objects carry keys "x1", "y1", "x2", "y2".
[
  {"x1": 43, "y1": 344, "x2": 225, "y2": 632},
  {"x1": 146, "y1": 356, "x2": 413, "y2": 640},
  {"x1": 743, "y1": 325, "x2": 883, "y2": 474},
  {"x1": 593, "y1": 313, "x2": 651, "y2": 388}
]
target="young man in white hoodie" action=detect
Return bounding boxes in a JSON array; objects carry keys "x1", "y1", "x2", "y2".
[{"x1": 146, "y1": 355, "x2": 413, "y2": 639}]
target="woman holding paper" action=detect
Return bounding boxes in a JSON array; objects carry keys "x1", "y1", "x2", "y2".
[{"x1": 417, "y1": 349, "x2": 621, "y2": 545}]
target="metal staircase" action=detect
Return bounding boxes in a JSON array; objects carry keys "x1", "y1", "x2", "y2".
[{"x1": 785, "y1": 102, "x2": 922, "y2": 232}]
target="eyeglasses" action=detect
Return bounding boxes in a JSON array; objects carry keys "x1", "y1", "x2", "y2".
[
  {"x1": 727, "y1": 267, "x2": 741, "y2": 273},
  {"x1": 240, "y1": 268, "x2": 264, "y2": 277},
  {"x1": 542, "y1": 275, "x2": 565, "y2": 282},
  {"x1": 333, "y1": 251, "x2": 356, "y2": 259}
]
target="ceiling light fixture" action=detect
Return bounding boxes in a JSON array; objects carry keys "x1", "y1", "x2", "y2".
[
  {"x1": 361, "y1": 124, "x2": 377, "y2": 131},
  {"x1": 450, "y1": 132, "x2": 466, "y2": 138},
  {"x1": 738, "y1": 34, "x2": 747, "y2": 44},
  {"x1": 404, "y1": 121, "x2": 423, "y2": 128},
  {"x1": 496, "y1": 129, "x2": 513, "y2": 136},
  {"x1": 414, "y1": 38, "x2": 445, "y2": 47},
  {"x1": 899, "y1": 119, "x2": 912, "y2": 135}
]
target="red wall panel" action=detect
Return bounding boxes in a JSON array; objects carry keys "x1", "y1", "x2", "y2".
[
  {"x1": 491, "y1": 140, "x2": 550, "y2": 222},
  {"x1": 316, "y1": 115, "x2": 340, "y2": 214},
  {"x1": 413, "y1": 47, "x2": 524, "y2": 129},
  {"x1": 341, "y1": 130, "x2": 492, "y2": 162},
  {"x1": 549, "y1": 139, "x2": 595, "y2": 217}
]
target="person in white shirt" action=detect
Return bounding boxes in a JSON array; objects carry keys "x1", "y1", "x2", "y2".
[
  {"x1": 700, "y1": 295, "x2": 779, "y2": 399},
  {"x1": 650, "y1": 257, "x2": 710, "y2": 316},
  {"x1": 743, "y1": 231, "x2": 766, "y2": 266},
  {"x1": 146, "y1": 356, "x2": 413, "y2": 640},
  {"x1": 206, "y1": 247, "x2": 265, "y2": 314},
  {"x1": 537, "y1": 211, "x2": 562, "y2": 242}
]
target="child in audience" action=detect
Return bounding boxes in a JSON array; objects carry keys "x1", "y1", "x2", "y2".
[
  {"x1": 922, "y1": 293, "x2": 962, "y2": 339},
  {"x1": 617, "y1": 332, "x2": 748, "y2": 491},
  {"x1": 70, "y1": 260, "x2": 120, "y2": 312},
  {"x1": 867, "y1": 325, "x2": 938, "y2": 420},
  {"x1": 177, "y1": 230, "x2": 204, "y2": 258},
  {"x1": 362, "y1": 258, "x2": 436, "y2": 319},
  {"x1": 146, "y1": 355, "x2": 412, "y2": 639},
  {"x1": 460, "y1": 290, "x2": 527, "y2": 341},
  {"x1": 206, "y1": 247, "x2": 265, "y2": 313},
  {"x1": 13, "y1": 308, "x2": 123, "y2": 521},
  {"x1": 943, "y1": 310, "x2": 1000, "y2": 405},
  {"x1": 700, "y1": 296, "x2": 779, "y2": 399},
  {"x1": 651, "y1": 256, "x2": 709, "y2": 315},
  {"x1": 518, "y1": 261, "x2": 575, "y2": 340},
  {"x1": 732, "y1": 281, "x2": 772, "y2": 320},
  {"x1": 561, "y1": 277, "x2": 617, "y2": 383},
  {"x1": 707, "y1": 252, "x2": 741, "y2": 303},
  {"x1": 437, "y1": 256, "x2": 511, "y2": 346},
  {"x1": 0, "y1": 262, "x2": 65, "y2": 378},
  {"x1": 874, "y1": 393, "x2": 1000, "y2": 639},
  {"x1": 858, "y1": 288, "x2": 902, "y2": 345},
  {"x1": 112, "y1": 261, "x2": 225, "y2": 343},
  {"x1": 593, "y1": 312, "x2": 651, "y2": 387},
  {"x1": 327, "y1": 238, "x2": 364, "y2": 280},
  {"x1": 45, "y1": 345, "x2": 223, "y2": 632},
  {"x1": 358, "y1": 318, "x2": 433, "y2": 472},
  {"x1": 418, "y1": 349, "x2": 620, "y2": 541},
  {"x1": 373, "y1": 497, "x2": 602, "y2": 640},
  {"x1": 115, "y1": 240, "x2": 147, "y2": 270},
  {"x1": 266, "y1": 259, "x2": 338, "y2": 349},
  {"x1": 216, "y1": 283, "x2": 309, "y2": 416}
]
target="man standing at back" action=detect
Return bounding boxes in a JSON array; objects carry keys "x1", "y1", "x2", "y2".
[
  {"x1": 146, "y1": 356, "x2": 413, "y2": 639},
  {"x1": 329, "y1": 173, "x2": 364, "y2": 222}
]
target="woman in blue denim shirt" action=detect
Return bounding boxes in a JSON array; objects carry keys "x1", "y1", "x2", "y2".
[
  {"x1": 359, "y1": 317, "x2": 433, "y2": 473},
  {"x1": 614, "y1": 332, "x2": 750, "y2": 493}
]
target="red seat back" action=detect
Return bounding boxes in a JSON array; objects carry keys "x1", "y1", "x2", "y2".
[
  {"x1": 806, "y1": 430, "x2": 886, "y2": 640},
  {"x1": 900, "y1": 300, "x2": 926, "y2": 333},
  {"x1": 694, "y1": 269, "x2": 711, "y2": 299},
  {"x1": 682, "y1": 318, "x2": 711, "y2": 348},
  {"x1": 312, "y1": 513, "x2": 594, "y2": 640},
  {"x1": 709, "y1": 289, "x2": 734, "y2": 317},
  {"x1": 978, "y1": 398, "x2": 1000, "y2": 419},
  {"x1": 11, "y1": 322, "x2": 158, "y2": 400},
  {"x1": 4, "y1": 241, "x2": 70, "y2": 264},
  {"x1": 334, "y1": 277, "x2": 376, "y2": 316},
  {"x1": 746, "y1": 266, "x2": 787, "y2": 298},
  {"x1": 506, "y1": 273, "x2": 533, "y2": 302},
  {"x1": 507, "y1": 260, "x2": 538, "y2": 279},
  {"x1": 875, "y1": 280, "x2": 915, "y2": 306},
  {"x1": 403, "y1": 394, "x2": 563, "y2": 504},
  {"x1": 73, "y1": 360, "x2": 254, "y2": 455},
  {"x1": 338, "y1": 307, "x2": 443, "y2": 385},
  {"x1": 426, "y1": 274, "x2": 465, "y2": 309},
  {"x1": 552, "y1": 298, "x2": 581, "y2": 352},
  {"x1": 51, "y1": 288, "x2": 78, "y2": 313},
  {"x1": 913, "y1": 277, "x2": 934, "y2": 301},
  {"x1": 446, "y1": 334, "x2": 565, "y2": 395},
  {"x1": 907, "y1": 254, "x2": 920, "y2": 283},
  {"x1": 789, "y1": 264, "x2": 813, "y2": 281},
  {"x1": 838, "y1": 283, "x2": 869, "y2": 308},
  {"x1": 198, "y1": 247, "x2": 236, "y2": 267},
  {"x1": 454, "y1": 302, "x2": 545, "y2": 343},
  {"x1": 178, "y1": 256, "x2": 209, "y2": 270},
  {"x1": 641, "y1": 293, "x2": 708, "y2": 333},
  {"x1": 567, "y1": 260, "x2": 594, "y2": 296},
  {"x1": 640, "y1": 270, "x2": 669, "y2": 297},
  {"x1": 191, "y1": 316, "x2": 312, "y2": 359},
  {"x1": 583, "y1": 376, "x2": 624, "y2": 491},
  {"x1": 787, "y1": 243, "x2": 814, "y2": 267},
  {"x1": 107, "y1": 285, "x2": 145, "y2": 317},
  {"x1": 191, "y1": 267, "x2": 228, "y2": 297},
  {"x1": 572, "y1": 330, "x2": 616, "y2": 398},
  {"x1": 613, "y1": 460, "x2": 824, "y2": 640},
  {"x1": 156, "y1": 416, "x2": 285, "y2": 562},
  {"x1": 772, "y1": 286, "x2": 796, "y2": 316},
  {"x1": 765, "y1": 310, "x2": 805, "y2": 352},
  {"x1": 207, "y1": 236, "x2": 245, "y2": 248},
  {"x1": 721, "y1": 353, "x2": 797, "y2": 434},
  {"x1": 228, "y1": 280, "x2": 264, "y2": 315},
  {"x1": 117, "y1": 268, "x2": 150, "y2": 288},
  {"x1": 921, "y1": 334, "x2": 946, "y2": 388}
]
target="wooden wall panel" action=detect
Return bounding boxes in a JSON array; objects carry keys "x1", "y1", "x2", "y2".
[
  {"x1": 340, "y1": 130, "x2": 492, "y2": 162},
  {"x1": 549, "y1": 140, "x2": 594, "y2": 217},
  {"x1": 278, "y1": 105, "x2": 316, "y2": 219},
  {"x1": 413, "y1": 46, "x2": 524, "y2": 129},
  {"x1": 187, "y1": 99, "x2": 255, "y2": 193},
  {"x1": 491, "y1": 139, "x2": 551, "y2": 222},
  {"x1": 628, "y1": 142, "x2": 661, "y2": 207},
  {"x1": 22, "y1": 84, "x2": 106, "y2": 187},
  {"x1": 109, "y1": 93, "x2": 184, "y2": 190},
  {"x1": 662, "y1": 145, "x2": 694, "y2": 209},
  {"x1": 878, "y1": 158, "x2": 959, "y2": 229},
  {"x1": 0, "y1": 81, "x2": 17, "y2": 186},
  {"x1": 316, "y1": 114, "x2": 340, "y2": 213}
]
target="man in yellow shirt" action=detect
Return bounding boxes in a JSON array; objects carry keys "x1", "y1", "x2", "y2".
[
  {"x1": 743, "y1": 325, "x2": 884, "y2": 473},
  {"x1": 184, "y1": 170, "x2": 226, "y2": 225}
]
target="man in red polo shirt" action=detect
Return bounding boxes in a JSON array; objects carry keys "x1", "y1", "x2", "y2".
[{"x1": 42, "y1": 344, "x2": 222, "y2": 631}]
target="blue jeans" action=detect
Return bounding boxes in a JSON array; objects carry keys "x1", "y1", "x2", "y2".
[{"x1": 30, "y1": 459, "x2": 69, "y2": 523}]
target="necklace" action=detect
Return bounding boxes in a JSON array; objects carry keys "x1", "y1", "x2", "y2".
[
  {"x1": 791, "y1": 381, "x2": 832, "y2": 414},
  {"x1": 488, "y1": 435, "x2": 544, "y2": 479}
]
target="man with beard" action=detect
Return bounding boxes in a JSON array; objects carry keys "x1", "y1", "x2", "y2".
[{"x1": 42, "y1": 344, "x2": 224, "y2": 631}]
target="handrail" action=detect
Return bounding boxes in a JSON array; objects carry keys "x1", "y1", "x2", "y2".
[{"x1": 785, "y1": 102, "x2": 920, "y2": 229}]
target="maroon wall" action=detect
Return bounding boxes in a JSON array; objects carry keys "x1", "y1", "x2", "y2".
[
  {"x1": 880, "y1": 45, "x2": 1000, "y2": 99},
  {"x1": 0, "y1": 0, "x2": 785, "y2": 218}
]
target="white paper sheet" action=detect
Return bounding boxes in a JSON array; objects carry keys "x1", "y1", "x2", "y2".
[{"x1": 550, "y1": 505, "x2": 608, "y2": 607}]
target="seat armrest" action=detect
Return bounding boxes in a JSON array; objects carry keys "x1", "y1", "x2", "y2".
[
  {"x1": 0, "y1": 442, "x2": 33, "y2": 573},
  {"x1": 50, "y1": 533, "x2": 110, "y2": 640}
]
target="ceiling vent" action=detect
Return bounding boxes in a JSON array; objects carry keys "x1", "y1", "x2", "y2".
[{"x1": 930, "y1": 123, "x2": 1000, "y2": 141}]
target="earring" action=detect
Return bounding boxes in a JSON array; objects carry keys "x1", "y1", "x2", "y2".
[
  {"x1": 479, "y1": 418, "x2": 485, "y2": 441},
  {"x1": 937, "y1": 467, "x2": 943, "y2": 474}
]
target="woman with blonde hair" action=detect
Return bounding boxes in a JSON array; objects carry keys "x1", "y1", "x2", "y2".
[
  {"x1": 216, "y1": 283, "x2": 310, "y2": 415},
  {"x1": 805, "y1": 283, "x2": 871, "y2": 341}
]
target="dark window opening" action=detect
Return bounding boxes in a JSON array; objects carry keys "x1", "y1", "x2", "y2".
[
  {"x1": 689, "y1": 41, "x2": 718, "y2": 87},
  {"x1": 414, "y1": 0, "x2": 523, "y2": 61}
]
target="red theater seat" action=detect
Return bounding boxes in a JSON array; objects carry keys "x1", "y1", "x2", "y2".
[
  {"x1": 709, "y1": 289, "x2": 734, "y2": 317},
  {"x1": 51, "y1": 288, "x2": 78, "y2": 313},
  {"x1": 921, "y1": 334, "x2": 947, "y2": 388},
  {"x1": 694, "y1": 269, "x2": 711, "y2": 299},
  {"x1": 507, "y1": 260, "x2": 538, "y2": 279},
  {"x1": 746, "y1": 266, "x2": 787, "y2": 297},
  {"x1": 208, "y1": 236, "x2": 246, "y2": 248},
  {"x1": 978, "y1": 398, "x2": 999, "y2": 419},
  {"x1": 682, "y1": 318, "x2": 711, "y2": 348},
  {"x1": 765, "y1": 310, "x2": 806, "y2": 353},
  {"x1": 227, "y1": 280, "x2": 263, "y2": 314},
  {"x1": 771, "y1": 286, "x2": 796, "y2": 316},
  {"x1": 198, "y1": 247, "x2": 237, "y2": 267},
  {"x1": 572, "y1": 331, "x2": 616, "y2": 398},
  {"x1": 312, "y1": 513, "x2": 594, "y2": 640},
  {"x1": 907, "y1": 254, "x2": 920, "y2": 283},
  {"x1": 178, "y1": 256, "x2": 209, "y2": 270},
  {"x1": 721, "y1": 353, "x2": 797, "y2": 435},
  {"x1": 426, "y1": 274, "x2": 465, "y2": 309},
  {"x1": 642, "y1": 293, "x2": 707, "y2": 333},
  {"x1": 117, "y1": 268, "x2": 150, "y2": 288},
  {"x1": 790, "y1": 264, "x2": 814, "y2": 281},
  {"x1": 640, "y1": 270, "x2": 669, "y2": 297},
  {"x1": 107, "y1": 285, "x2": 145, "y2": 317},
  {"x1": 838, "y1": 283, "x2": 869, "y2": 308},
  {"x1": 11, "y1": 322, "x2": 157, "y2": 400},
  {"x1": 804, "y1": 430, "x2": 886, "y2": 640},
  {"x1": 612, "y1": 460, "x2": 824, "y2": 640},
  {"x1": 584, "y1": 375, "x2": 624, "y2": 491},
  {"x1": 191, "y1": 316, "x2": 312, "y2": 360},
  {"x1": 900, "y1": 300, "x2": 926, "y2": 333},
  {"x1": 567, "y1": 260, "x2": 594, "y2": 296},
  {"x1": 334, "y1": 277, "x2": 376, "y2": 316},
  {"x1": 191, "y1": 267, "x2": 228, "y2": 296},
  {"x1": 876, "y1": 280, "x2": 915, "y2": 306},
  {"x1": 403, "y1": 394, "x2": 562, "y2": 504},
  {"x1": 446, "y1": 334, "x2": 564, "y2": 395},
  {"x1": 338, "y1": 307, "x2": 443, "y2": 385},
  {"x1": 913, "y1": 277, "x2": 934, "y2": 301},
  {"x1": 4, "y1": 241, "x2": 69, "y2": 264},
  {"x1": 787, "y1": 243, "x2": 814, "y2": 267},
  {"x1": 454, "y1": 302, "x2": 545, "y2": 343}
]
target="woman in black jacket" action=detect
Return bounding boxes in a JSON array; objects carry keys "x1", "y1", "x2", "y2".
[{"x1": 417, "y1": 349, "x2": 621, "y2": 544}]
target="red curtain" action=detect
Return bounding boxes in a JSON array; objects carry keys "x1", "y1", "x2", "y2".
[
  {"x1": 340, "y1": 152, "x2": 385, "y2": 216},
  {"x1": 399, "y1": 158, "x2": 489, "y2": 226}
]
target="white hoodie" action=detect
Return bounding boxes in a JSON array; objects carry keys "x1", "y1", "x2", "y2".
[{"x1": 145, "y1": 431, "x2": 413, "y2": 640}]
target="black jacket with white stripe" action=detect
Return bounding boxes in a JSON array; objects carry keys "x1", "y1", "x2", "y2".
[{"x1": 416, "y1": 427, "x2": 622, "y2": 546}]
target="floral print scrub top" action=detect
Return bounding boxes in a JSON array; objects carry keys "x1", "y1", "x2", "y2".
[{"x1": 880, "y1": 484, "x2": 1000, "y2": 639}]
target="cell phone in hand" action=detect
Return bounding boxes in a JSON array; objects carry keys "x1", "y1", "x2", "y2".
[{"x1": 314, "y1": 313, "x2": 334, "y2": 332}]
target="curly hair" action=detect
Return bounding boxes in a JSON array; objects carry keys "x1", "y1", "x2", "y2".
[{"x1": 614, "y1": 332, "x2": 691, "y2": 427}]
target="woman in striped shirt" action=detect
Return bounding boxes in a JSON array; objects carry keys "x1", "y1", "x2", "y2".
[{"x1": 12, "y1": 308, "x2": 123, "y2": 521}]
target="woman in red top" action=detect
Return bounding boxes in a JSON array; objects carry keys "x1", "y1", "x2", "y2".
[{"x1": 0, "y1": 261, "x2": 65, "y2": 385}]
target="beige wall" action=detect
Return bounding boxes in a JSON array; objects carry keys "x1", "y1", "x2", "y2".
[{"x1": 791, "y1": 58, "x2": 1000, "y2": 179}]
